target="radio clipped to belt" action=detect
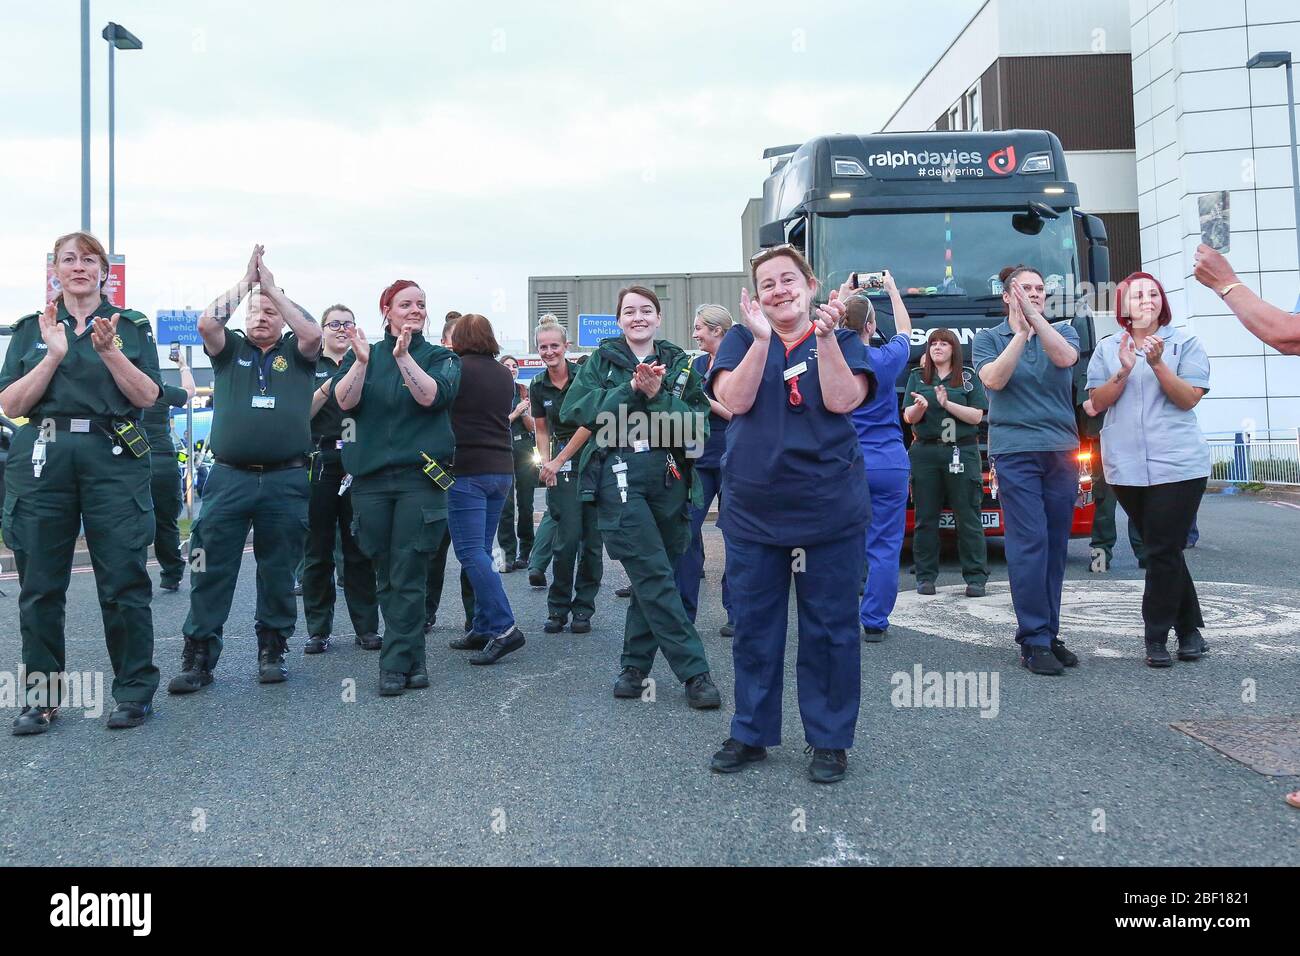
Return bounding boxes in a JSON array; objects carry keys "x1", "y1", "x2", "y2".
[
  {"x1": 420, "y1": 452, "x2": 455, "y2": 491},
  {"x1": 110, "y1": 420, "x2": 149, "y2": 458}
]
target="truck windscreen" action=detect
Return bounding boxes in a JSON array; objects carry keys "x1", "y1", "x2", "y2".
[{"x1": 813, "y1": 209, "x2": 1079, "y2": 300}]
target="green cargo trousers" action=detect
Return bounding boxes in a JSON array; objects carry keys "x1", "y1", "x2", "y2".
[
  {"x1": 4, "y1": 424, "x2": 159, "y2": 705},
  {"x1": 351, "y1": 467, "x2": 447, "y2": 676},
  {"x1": 303, "y1": 450, "x2": 379, "y2": 638},
  {"x1": 181, "y1": 462, "x2": 309, "y2": 670},
  {"x1": 596, "y1": 453, "x2": 708, "y2": 682},
  {"x1": 150, "y1": 451, "x2": 185, "y2": 588},
  {"x1": 547, "y1": 468, "x2": 603, "y2": 621},
  {"x1": 527, "y1": 510, "x2": 556, "y2": 575},
  {"x1": 909, "y1": 442, "x2": 989, "y2": 587},
  {"x1": 497, "y1": 449, "x2": 538, "y2": 561}
]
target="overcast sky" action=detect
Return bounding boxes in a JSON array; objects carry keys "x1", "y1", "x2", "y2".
[{"x1": 1, "y1": 0, "x2": 984, "y2": 345}]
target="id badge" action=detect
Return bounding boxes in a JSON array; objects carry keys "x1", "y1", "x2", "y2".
[
  {"x1": 558, "y1": 460, "x2": 573, "y2": 473},
  {"x1": 783, "y1": 361, "x2": 808, "y2": 382},
  {"x1": 252, "y1": 395, "x2": 276, "y2": 409}
]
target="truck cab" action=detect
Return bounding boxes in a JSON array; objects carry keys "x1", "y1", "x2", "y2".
[{"x1": 759, "y1": 130, "x2": 1108, "y2": 537}]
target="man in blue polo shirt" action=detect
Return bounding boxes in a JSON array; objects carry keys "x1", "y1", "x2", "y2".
[{"x1": 972, "y1": 265, "x2": 1080, "y2": 677}]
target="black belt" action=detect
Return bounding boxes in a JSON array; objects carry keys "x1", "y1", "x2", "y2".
[
  {"x1": 216, "y1": 456, "x2": 308, "y2": 473},
  {"x1": 914, "y1": 435, "x2": 978, "y2": 447},
  {"x1": 40, "y1": 416, "x2": 125, "y2": 432}
]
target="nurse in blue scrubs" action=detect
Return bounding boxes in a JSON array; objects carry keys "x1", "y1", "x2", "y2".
[
  {"x1": 707, "y1": 245, "x2": 876, "y2": 785},
  {"x1": 673, "y1": 304, "x2": 735, "y2": 635},
  {"x1": 842, "y1": 271, "x2": 913, "y2": 642}
]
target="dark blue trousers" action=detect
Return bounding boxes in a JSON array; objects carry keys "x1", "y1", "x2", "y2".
[
  {"x1": 724, "y1": 531, "x2": 864, "y2": 750},
  {"x1": 994, "y1": 450, "x2": 1076, "y2": 648},
  {"x1": 673, "y1": 466, "x2": 733, "y2": 624},
  {"x1": 859, "y1": 467, "x2": 909, "y2": 631}
]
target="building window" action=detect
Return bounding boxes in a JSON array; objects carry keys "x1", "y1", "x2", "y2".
[
  {"x1": 948, "y1": 104, "x2": 962, "y2": 131},
  {"x1": 653, "y1": 283, "x2": 670, "y2": 304},
  {"x1": 966, "y1": 83, "x2": 981, "y2": 132}
]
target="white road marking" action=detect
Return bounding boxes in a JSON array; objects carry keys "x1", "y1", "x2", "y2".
[{"x1": 891, "y1": 581, "x2": 1300, "y2": 658}]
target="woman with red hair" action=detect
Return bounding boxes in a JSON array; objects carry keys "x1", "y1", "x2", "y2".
[
  {"x1": 334, "y1": 280, "x2": 462, "y2": 695},
  {"x1": 1086, "y1": 272, "x2": 1211, "y2": 668}
]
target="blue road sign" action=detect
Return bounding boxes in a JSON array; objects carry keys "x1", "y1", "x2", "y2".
[
  {"x1": 156, "y1": 310, "x2": 204, "y2": 345},
  {"x1": 577, "y1": 314, "x2": 620, "y2": 348}
]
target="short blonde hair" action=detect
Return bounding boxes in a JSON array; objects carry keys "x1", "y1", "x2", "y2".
[{"x1": 694, "y1": 304, "x2": 733, "y2": 335}]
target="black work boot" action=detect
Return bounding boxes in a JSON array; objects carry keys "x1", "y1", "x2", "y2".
[
  {"x1": 12, "y1": 706, "x2": 58, "y2": 736},
  {"x1": 406, "y1": 657, "x2": 430, "y2": 689},
  {"x1": 168, "y1": 638, "x2": 214, "y2": 694},
  {"x1": 1176, "y1": 630, "x2": 1208, "y2": 661},
  {"x1": 613, "y1": 666, "x2": 647, "y2": 698},
  {"x1": 258, "y1": 632, "x2": 288, "y2": 684},
  {"x1": 685, "y1": 673, "x2": 721, "y2": 709}
]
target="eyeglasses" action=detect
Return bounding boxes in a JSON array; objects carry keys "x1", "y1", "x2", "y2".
[
  {"x1": 749, "y1": 242, "x2": 800, "y2": 264},
  {"x1": 324, "y1": 320, "x2": 356, "y2": 331}
]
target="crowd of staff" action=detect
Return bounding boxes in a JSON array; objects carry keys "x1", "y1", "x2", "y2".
[{"x1": 5, "y1": 229, "x2": 1246, "y2": 790}]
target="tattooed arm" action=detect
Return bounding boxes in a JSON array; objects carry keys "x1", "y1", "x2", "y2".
[{"x1": 198, "y1": 245, "x2": 261, "y2": 356}]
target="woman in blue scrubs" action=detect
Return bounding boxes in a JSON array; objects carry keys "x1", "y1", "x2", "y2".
[
  {"x1": 708, "y1": 245, "x2": 876, "y2": 784},
  {"x1": 842, "y1": 271, "x2": 913, "y2": 642},
  {"x1": 673, "y1": 305, "x2": 735, "y2": 636}
]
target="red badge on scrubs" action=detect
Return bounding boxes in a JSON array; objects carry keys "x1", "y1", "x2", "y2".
[
  {"x1": 787, "y1": 376, "x2": 803, "y2": 407},
  {"x1": 783, "y1": 324, "x2": 815, "y2": 411}
]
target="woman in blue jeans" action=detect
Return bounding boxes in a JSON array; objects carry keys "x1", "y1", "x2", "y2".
[
  {"x1": 972, "y1": 265, "x2": 1081, "y2": 677},
  {"x1": 445, "y1": 313, "x2": 525, "y2": 665},
  {"x1": 673, "y1": 304, "x2": 735, "y2": 635}
]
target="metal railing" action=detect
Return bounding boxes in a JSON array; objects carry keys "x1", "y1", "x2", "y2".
[{"x1": 1207, "y1": 430, "x2": 1300, "y2": 485}]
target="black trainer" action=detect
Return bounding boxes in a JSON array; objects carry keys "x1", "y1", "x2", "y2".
[
  {"x1": 543, "y1": 615, "x2": 567, "y2": 634},
  {"x1": 965, "y1": 582, "x2": 986, "y2": 598},
  {"x1": 469, "y1": 627, "x2": 526, "y2": 665},
  {"x1": 807, "y1": 746, "x2": 849, "y2": 784},
  {"x1": 106, "y1": 702, "x2": 151, "y2": 729},
  {"x1": 710, "y1": 737, "x2": 767, "y2": 773},
  {"x1": 685, "y1": 673, "x2": 721, "y2": 709},
  {"x1": 1020, "y1": 644, "x2": 1064, "y2": 676},
  {"x1": 1050, "y1": 638, "x2": 1079, "y2": 667},
  {"x1": 1176, "y1": 630, "x2": 1208, "y2": 661},
  {"x1": 613, "y1": 666, "x2": 646, "y2": 698},
  {"x1": 355, "y1": 632, "x2": 382, "y2": 651},
  {"x1": 528, "y1": 570, "x2": 546, "y2": 589},
  {"x1": 1145, "y1": 640, "x2": 1172, "y2": 668},
  {"x1": 449, "y1": 632, "x2": 489, "y2": 651},
  {"x1": 12, "y1": 706, "x2": 57, "y2": 736},
  {"x1": 615, "y1": 586, "x2": 632, "y2": 598},
  {"x1": 720, "y1": 623, "x2": 735, "y2": 638},
  {"x1": 304, "y1": 635, "x2": 330, "y2": 654},
  {"x1": 406, "y1": 658, "x2": 430, "y2": 689},
  {"x1": 862, "y1": 627, "x2": 886, "y2": 643},
  {"x1": 570, "y1": 617, "x2": 592, "y2": 634},
  {"x1": 168, "y1": 638, "x2": 213, "y2": 694},
  {"x1": 379, "y1": 670, "x2": 406, "y2": 696},
  {"x1": 917, "y1": 581, "x2": 936, "y2": 595},
  {"x1": 423, "y1": 619, "x2": 434, "y2": 634},
  {"x1": 258, "y1": 632, "x2": 288, "y2": 684},
  {"x1": 159, "y1": 580, "x2": 181, "y2": 592}
]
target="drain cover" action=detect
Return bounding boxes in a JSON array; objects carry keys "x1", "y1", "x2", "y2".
[{"x1": 1171, "y1": 716, "x2": 1300, "y2": 776}]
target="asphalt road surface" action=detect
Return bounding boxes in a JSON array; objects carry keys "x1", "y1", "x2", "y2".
[{"x1": 1, "y1": 487, "x2": 1296, "y2": 866}]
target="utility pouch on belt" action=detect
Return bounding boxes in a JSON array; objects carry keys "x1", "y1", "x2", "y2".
[
  {"x1": 420, "y1": 453, "x2": 455, "y2": 491},
  {"x1": 113, "y1": 421, "x2": 150, "y2": 459}
]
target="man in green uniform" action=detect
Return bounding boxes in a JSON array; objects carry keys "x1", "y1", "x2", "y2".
[
  {"x1": 142, "y1": 348, "x2": 195, "y2": 590},
  {"x1": 302, "y1": 304, "x2": 380, "y2": 653},
  {"x1": 530, "y1": 325, "x2": 602, "y2": 633},
  {"x1": 168, "y1": 247, "x2": 321, "y2": 693},
  {"x1": 560, "y1": 288, "x2": 718, "y2": 708},
  {"x1": 1, "y1": 231, "x2": 162, "y2": 733},
  {"x1": 903, "y1": 363, "x2": 990, "y2": 594}
]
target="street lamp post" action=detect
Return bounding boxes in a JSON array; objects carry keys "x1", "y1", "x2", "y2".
[
  {"x1": 103, "y1": 22, "x2": 143, "y2": 255},
  {"x1": 1247, "y1": 51, "x2": 1300, "y2": 277},
  {"x1": 80, "y1": 0, "x2": 90, "y2": 231}
]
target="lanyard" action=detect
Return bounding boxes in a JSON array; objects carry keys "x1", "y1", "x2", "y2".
[
  {"x1": 254, "y1": 348, "x2": 277, "y2": 396},
  {"x1": 781, "y1": 324, "x2": 815, "y2": 408}
]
